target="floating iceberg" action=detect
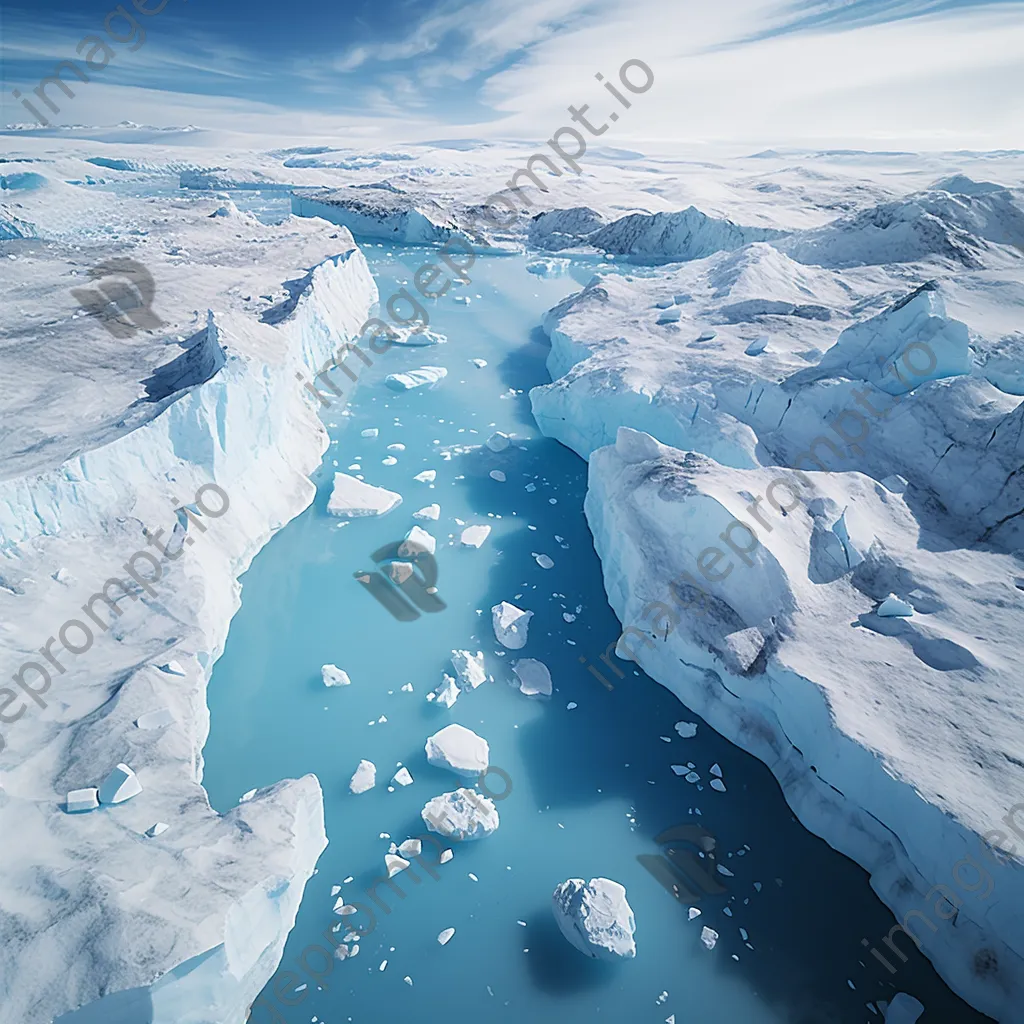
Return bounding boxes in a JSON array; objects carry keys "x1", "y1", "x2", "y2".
[
  {"x1": 322, "y1": 664, "x2": 351, "y2": 687},
  {"x1": 384, "y1": 366, "x2": 448, "y2": 391},
  {"x1": 399, "y1": 525, "x2": 436, "y2": 556},
  {"x1": 551, "y1": 878, "x2": 636, "y2": 960},
  {"x1": 421, "y1": 789, "x2": 499, "y2": 840},
  {"x1": 413, "y1": 503, "x2": 441, "y2": 520},
  {"x1": 327, "y1": 473, "x2": 402, "y2": 517},
  {"x1": 425, "y1": 724, "x2": 489, "y2": 776},
  {"x1": 349, "y1": 760, "x2": 376, "y2": 794},
  {"x1": 492, "y1": 601, "x2": 533, "y2": 649},
  {"x1": 513, "y1": 658, "x2": 552, "y2": 697},
  {"x1": 66, "y1": 788, "x2": 99, "y2": 813},
  {"x1": 451, "y1": 650, "x2": 486, "y2": 690},
  {"x1": 460, "y1": 524, "x2": 491, "y2": 548}
]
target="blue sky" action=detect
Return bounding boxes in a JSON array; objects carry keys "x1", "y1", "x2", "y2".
[{"x1": 2, "y1": 0, "x2": 1022, "y2": 145}]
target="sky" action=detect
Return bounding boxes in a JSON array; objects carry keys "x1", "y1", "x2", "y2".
[{"x1": 1, "y1": 0, "x2": 1023, "y2": 147}]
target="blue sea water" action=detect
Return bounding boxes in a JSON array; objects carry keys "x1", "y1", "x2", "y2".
[{"x1": 201, "y1": 249, "x2": 984, "y2": 1024}]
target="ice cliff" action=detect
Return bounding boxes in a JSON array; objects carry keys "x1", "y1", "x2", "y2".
[
  {"x1": 0, "y1": 192, "x2": 378, "y2": 1022},
  {"x1": 530, "y1": 183, "x2": 1024, "y2": 1021}
]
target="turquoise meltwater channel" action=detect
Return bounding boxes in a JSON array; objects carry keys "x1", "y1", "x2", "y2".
[{"x1": 201, "y1": 247, "x2": 983, "y2": 1024}]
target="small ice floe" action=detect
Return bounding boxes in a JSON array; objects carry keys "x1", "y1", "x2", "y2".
[
  {"x1": 454, "y1": 295, "x2": 471, "y2": 304},
  {"x1": 399, "y1": 838, "x2": 422, "y2": 857},
  {"x1": 710, "y1": 764, "x2": 722, "y2": 777},
  {"x1": 526, "y1": 257, "x2": 570, "y2": 277},
  {"x1": 331, "y1": 885, "x2": 342, "y2": 896},
  {"x1": 382, "y1": 456, "x2": 398, "y2": 466},
  {"x1": 562, "y1": 612, "x2": 576, "y2": 622},
  {"x1": 513, "y1": 658, "x2": 552, "y2": 698},
  {"x1": 387, "y1": 443, "x2": 406, "y2": 452},
  {"x1": 533, "y1": 553, "x2": 554, "y2": 569},
  {"x1": 438, "y1": 927, "x2": 456, "y2": 945},
  {"x1": 98, "y1": 764, "x2": 143, "y2": 805},
  {"x1": 877, "y1": 593, "x2": 914, "y2": 617},
  {"x1": 327, "y1": 473, "x2": 402, "y2": 517},
  {"x1": 685, "y1": 772, "x2": 700, "y2": 784},
  {"x1": 492, "y1": 601, "x2": 533, "y2": 649},
  {"x1": 146, "y1": 822, "x2": 169, "y2": 837},
  {"x1": 881, "y1": 994, "x2": 925, "y2": 1023},
  {"x1": 695, "y1": 329, "x2": 717, "y2": 342},
  {"x1": 425, "y1": 723, "x2": 489, "y2": 776},
  {"x1": 717, "y1": 864, "x2": 734, "y2": 877},
  {"x1": 451, "y1": 650, "x2": 486, "y2": 689},
  {"x1": 700, "y1": 926, "x2": 719, "y2": 950},
  {"x1": 486, "y1": 431, "x2": 511, "y2": 452},
  {"x1": 567, "y1": 702, "x2": 577, "y2": 710},
  {"x1": 432, "y1": 674, "x2": 460, "y2": 708},
  {"x1": 489, "y1": 470, "x2": 506, "y2": 482},
  {"x1": 710, "y1": 779, "x2": 727, "y2": 793},
  {"x1": 472, "y1": 358, "x2": 487, "y2": 368},
  {"x1": 392, "y1": 767, "x2": 414, "y2": 787},
  {"x1": 525, "y1": 482, "x2": 536, "y2": 492},
  {"x1": 675, "y1": 721, "x2": 698, "y2": 738},
  {"x1": 440, "y1": 848, "x2": 454, "y2": 864},
  {"x1": 385, "y1": 366, "x2": 448, "y2": 391},
  {"x1": 385, "y1": 854, "x2": 411, "y2": 877},
  {"x1": 391, "y1": 328, "x2": 447, "y2": 347},
  {"x1": 655, "y1": 298, "x2": 674, "y2": 309},
  {"x1": 399, "y1": 525, "x2": 436, "y2": 556},
  {"x1": 744, "y1": 335, "x2": 769, "y2": 356},
  {"x1": 322, "y1": 664, "x2": 351, "y2": 687},
  {"x1": 136, "y1": 708, "x2": 175, "y2": 730},
  {"x1": 361, "y1": 428, "x2": 379, "y2": 438},
  {"x1": 656, "y1": 308, "x2": 682, "y2": 325},
  {"x1": 414, "y1": 470, "x2": 437, "y2": 483},
  {"x1": 66, "y1": 788, "x2": 99, "y2": 813},
  {"x1": 422, "y1": 789, "x2": 499, "y2": 840},
  {"x1": 670, "y1": 765, "x2": 687, "y2": 776},
  {"x1": 461, "y1": 524, "x2": 491, "y2": 548},
  {"x1": 404, "y1": 976, "x2": 413, "y2": 985},
  {"x1": 401, "y1": 682, "x2": 414, "y2": 692},
  {"x1": 349, "y1": 760, "x2": 376, "y2": 794},
  {"x1": 386, "y1": 561, "x2": 414, "y2": 584},
  {"x1": 688, "y1": 908, "x2": 701, "y2": 920},
  {"x1": 413, "y1": 503, "x2": 441, "y2": 520},
  {"x1": 240, "y1": 789, "x2": 257, "y2": 802},
  {"x1": 551, "y1": 878, "x2": 636, "y2": 960}
]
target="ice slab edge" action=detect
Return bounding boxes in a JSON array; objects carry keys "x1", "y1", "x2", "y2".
[{"x1": 0, "y1": 241, "x2": 378, "y2": 1023}]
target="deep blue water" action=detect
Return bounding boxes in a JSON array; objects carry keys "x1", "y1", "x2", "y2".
[{"x1": 201, "y1": 248, "x2": 984, "y2": 1024}]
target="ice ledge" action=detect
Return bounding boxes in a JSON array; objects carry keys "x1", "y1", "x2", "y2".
[{"x1": 0, "y1": 241, "x2": 376, "y2": 1023}]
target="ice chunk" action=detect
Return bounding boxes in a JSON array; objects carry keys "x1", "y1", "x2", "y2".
[
  {"x1": 438, "y1": 927, "x2": 456, "y2": 945},
  {"x1": 551, "y1": 878, "x2": 636, "y2": 960},
  {"x1": 489, "y1": 470, "x2": 506, "y2": 482},
  {"x1": 146, "y1": 822, "x2": 169, "y2": 837},
  {"x1": 461, "y1": 524, "x2": 491, "y2": 548},
  {"x1": 391, "y1": 327, "x2": 447, "y2": 347},
  {"x1": 710, "y1": 764, "x2": 722, "y2": 777},
  {"x1": 66, "y1": 788, "x2": 99, "y2": 813},
  {"x1": 451, "y1": 650, "x2": 486, "y2": 690},
  {"x1": 883, "y1": 994, "x2": 925, "y2": 1023},
  {"x1": 700, "y1": 926, "x2": 719, "y2": 950},
  {"x1": 513, "y1": 658, "x2": 552, "y2": 697},
  {"x1": 877, "y1": 594, "x2": 914, "y2": 617},
  {"x1": 413, "y1": 503, "x2": 441, "y2": 520},
  {"x1": 526, "y1": 257, "x2": 570, "y2": 277},
  {"x1": 492, "y1": 601, "x2": 533, "y2": 649},
  {"x1": 440, "y1": 848, "x2": 454, "y2": 864},
  {"x1": 399, "y1": 838, "x2": 422, "y2": 857},
  {"x1": 385, "y1": 854, "x2": 411, "y2": 877},
  {"x1": 486, "y1": 431, "x2": 511, "y2": 452},
  {"x1": 688, "y1": 907, "x2": 701, "y2": 920},
  {"x1": 385, "y1": 366, "x2": 447, "y2": 391},
  {"x1": 322, "y1": 664, "x2": 351, "y2": 687},
  {"x1": 136, "y1": 708, "x2": 175, "y2": 729},
  {"x1": 392, "y1": 767, "x2": 414, "y2": 787},
  {"x1": 433, "y1": 674, "x2": 460, "y2": 708},
  {"x1": 656, "y1": 308, "x2": 682, "y2": 324},
  {"x1": 472, "y1": 358, "x2": 487, "y2": 368},
  {"x1": 675, "y1": 721, "x2": 698, "y2": 738},
  {"x1": 361, "y1": 427, "x2": 379, "y2": 438},
  {"x1": 533, "y1": 553, "x2": 554, "y2": 569},
  {"x1": 399, "y1": 525, "x2": 436, "y2": 556},
  {"x1": 425, "y1": 723, "x2": 489, "y2": 776},
  {"x1": 98, "y1": 764, "x2": 142, "y2": 805},
  {"x1": 386, "y1": 561, "x2": 414, "y2": 584},
  {"x1": 710, "y1": 779, "x2": 727, "y2": 793},
  {"x1": 744, "y1": 335, "x2": 769, "y2": 355},
  {"x1": 349, "y1": 760, "x2": 376, "y2": 794},
  {"x1": 414, "y1": 470, "x2": 436, "y2": 483},
  {"x1": 422, "y1": 789, "x2": 499, "y2": 840},
  {"x1": 327, "y1": 473, "x2": 402, "y2": 517}
]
